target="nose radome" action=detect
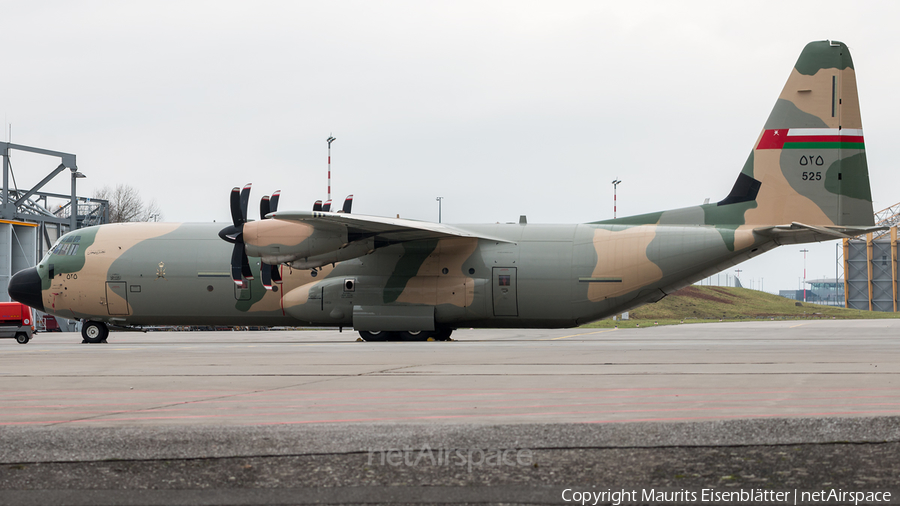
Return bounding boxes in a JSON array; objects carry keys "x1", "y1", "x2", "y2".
[{"x1": 8, "y1": 267, "x2": 44, "y2": 312}]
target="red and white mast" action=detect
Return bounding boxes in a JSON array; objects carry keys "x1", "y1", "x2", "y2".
[{"x1": 612, "y1": 179, "x2": 622, "y2": 219}]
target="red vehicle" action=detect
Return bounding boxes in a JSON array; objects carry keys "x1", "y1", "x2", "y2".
[
  {"x1": 0, "y1": 302, "x2": 35, "y2": 344},
  {"x1": 43, "y1": 315, "x2": 61, "y2": 332}
]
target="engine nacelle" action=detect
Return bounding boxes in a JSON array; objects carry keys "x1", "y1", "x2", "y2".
[
  {"x1": 243, "y1": 219, "x2": 374, "y2": 268},
  {"x1": 286, "y1": 239, "x2": 376, "y2": 269}
]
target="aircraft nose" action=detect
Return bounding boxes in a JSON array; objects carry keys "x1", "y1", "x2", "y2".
[{"x1": 8, "y1": 267, "x2": 44, "y2": 312}]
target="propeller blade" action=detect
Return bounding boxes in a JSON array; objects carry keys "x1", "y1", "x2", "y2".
[
  {"x1": 322, "y1": 200, "x2": 332, "y2": 212},
  {"x1": 342, "y1": 195, "x2": 353, "y2": 214},
  {"x1": 270, "y1": 190, "x2": 281, "y2": 213},
  {"x1": 239, "y1": 183, "x2": 252, "y2": 223},
  {"x1": 230, "y1": 242, "x2": 245, "y2": 285},
  {"x1": 261, "y1": 261, "x2": 273, "y2": 290},
  {"x1": 313, "y1": 200, "x2": 323, "y2": 212},
  {"x1": 241, "y1": 249, "x2": 253, "y2": 280},
  {"x1": 260, "y1": 195, "x2": 271, "y2": 220},
  {"x1": 225, "y1": 185, "x2": 255, "y2": 286},
  {"x1": 229, "y1": 187, "x2": 242, "y2": 226},
  {"x1": 271, "y1": 264, "x2": 282, "y2": 284}
]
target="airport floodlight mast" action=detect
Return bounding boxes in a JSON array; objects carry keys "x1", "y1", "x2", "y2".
[
  {"x1": 327, "y1": 135, "x2": 336, "y2": 202},
  {"x1": 800, "y1": 248, "x2": 809, "y2": 302},
  {"x1": 436, "y1": 196, "x2": 443, "y2": 223},
  {"x1": 611, "y1": 179, "x2": 621, "y2": 218}
]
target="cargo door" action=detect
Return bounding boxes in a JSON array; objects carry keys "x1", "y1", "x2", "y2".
[
  {"x1": 105, "y1": 281, "x2": 130, "y2": 315},
  {"x1": 492, "y1": 267, "x2": 517, "y2": 316}
]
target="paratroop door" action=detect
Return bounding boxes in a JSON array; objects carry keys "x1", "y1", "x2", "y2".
[{"x1": 492, "y1": 267, "x2": 517, "y2": 316}]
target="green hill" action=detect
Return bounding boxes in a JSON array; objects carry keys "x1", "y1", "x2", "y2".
[{"x1": 582, "y1": 285, "x2": 900, "y2": 328}]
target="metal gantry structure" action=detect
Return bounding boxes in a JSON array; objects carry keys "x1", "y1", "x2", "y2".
[
  {"x1": 844, "y1": 201, "x2": 900, "y2": 311},
  {"x1": 0, "y1": 141, "x2": 108, "y2": 301}
]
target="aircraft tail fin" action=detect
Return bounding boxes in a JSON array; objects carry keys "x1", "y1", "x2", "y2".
[
  {"x1": 595, "y1": 41, "x2": 874, "y2": 230},
  {"x1": 716, "y1": 40, "x2": 873, "y2": 227}
]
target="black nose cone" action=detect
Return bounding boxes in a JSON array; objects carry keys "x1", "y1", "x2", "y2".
[{"x1": 8, "y1": 267, "x2": 44, "y2": 312}]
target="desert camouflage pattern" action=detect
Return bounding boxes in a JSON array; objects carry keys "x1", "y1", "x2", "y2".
[{"x1": 9, "y1": 41, "x2": 880, "y2": 336}]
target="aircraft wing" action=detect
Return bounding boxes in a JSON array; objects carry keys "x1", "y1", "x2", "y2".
[
  {"x1": 269, "y1": 210, "x2": 514, "y2": 244},
  {"x1": 755, "y1": 222, "x2": 890, "y2": 244}
]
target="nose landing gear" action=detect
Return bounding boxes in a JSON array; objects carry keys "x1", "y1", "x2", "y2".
[{"x1": 81, "y1": 320, "x2": 109, "y2": 344}]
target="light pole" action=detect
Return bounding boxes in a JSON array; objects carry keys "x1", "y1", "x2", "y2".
[
  {"x1": 734, "y1": 269, "x2": 742, "y2": 288},
  {"x1": 327, "y1": 135, "x2": 336, "y2": 202},
  {"x1": 436, "y1": 197, "x2": 444, "y2": 223},
  {"x1": 835, "y1": 242, "x2": 840, "y2": 306},
  {"x1": 800, "y1": 249, "x2": 809, "y2": 302},
  {"x1": 612, "y1": 179, "x2": 621, "y2": 219}
]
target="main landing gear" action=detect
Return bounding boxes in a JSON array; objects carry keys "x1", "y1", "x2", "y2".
[
  {"x1": 81, "y1": 320, "x2": 109, "y2": 344},
  {"x1": 358, "y1": 329, "x2": 453, "y2": 342}
]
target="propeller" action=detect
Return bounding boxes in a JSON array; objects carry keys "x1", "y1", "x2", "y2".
[
  {"x1": 220, "y1": 187, "x2": 355, "y2": 288},
  {"x1": 258, "y1": 189, "x2": 285, "y2": 290},
  {"x1": 270, "y1": 190, "x2": 281, "y2": 214},
  {"x1": 313, "y1": 195, "x2": 352, "y2": 213},
  {"x1": 260, "y1": 190, "x2": 281, "y2": 219},
  {"x1": 218, "y1": 183, "x2": 254, "y2": 286},
  {"x1": 260, "y1": 195, "x2": 270, "y2": 219},
  {"x1": 219, "y1": 184, "x2": 287, "y2": 289},
  {"x1": 260, "y1": 262, "x2": 282, "y2": 289}
]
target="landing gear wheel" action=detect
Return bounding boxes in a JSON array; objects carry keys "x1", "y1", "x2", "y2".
[
  {"x1": 398, "y1": 330, "x2": 435, "y2": 342},
  {"x1": 15, "y1": 332, "x2": 29, "y2": 344},
  {"x1": 82, "y1": 321, "x2": 109, "y2": 344},
  {"x1": 359, "y1": 330, "x2": 388, "y2": 342}
]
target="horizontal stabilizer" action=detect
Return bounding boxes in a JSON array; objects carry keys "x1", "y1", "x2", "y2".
[{"x1": 755, "y1": 222, "x2": 888, "y2": 244}]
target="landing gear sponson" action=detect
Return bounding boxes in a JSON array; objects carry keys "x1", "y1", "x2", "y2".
[{"x1": 358, "y1": 329, "x2": 453, "y2": 342}]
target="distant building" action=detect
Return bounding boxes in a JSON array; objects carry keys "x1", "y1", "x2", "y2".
[{"x1": 779, "y1": 278, "x2": 844, "y2": 306}]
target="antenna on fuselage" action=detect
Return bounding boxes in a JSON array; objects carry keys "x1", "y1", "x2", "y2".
[{"x1": 327, "y1": 135, "x2": 336, "y2": 203}]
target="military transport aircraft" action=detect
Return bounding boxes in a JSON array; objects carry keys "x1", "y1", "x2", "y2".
[{"x1": 8, "y1": 40, "x2": 882, "y2": 342}]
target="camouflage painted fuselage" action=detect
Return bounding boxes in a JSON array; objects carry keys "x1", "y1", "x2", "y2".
[
  {"x1": 10, "y1": 40, "x2": 880, "y2": 332},
  {"x1": 35, "y1": 220, "x2": 775, "y2": 328}
]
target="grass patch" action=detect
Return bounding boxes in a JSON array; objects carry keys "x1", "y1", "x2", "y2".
[{"x1": 581, "y1": 285, "x2": 900, "y2": 328}]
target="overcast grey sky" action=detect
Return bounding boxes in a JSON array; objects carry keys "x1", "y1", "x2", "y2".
[{"x1": 2, "y1": 1, "x2": 898, "y2": 293}]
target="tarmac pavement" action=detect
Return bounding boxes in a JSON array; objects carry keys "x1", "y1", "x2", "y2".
[{"x1": 1, "y1": 320, "x2": 898, "y2": 504}]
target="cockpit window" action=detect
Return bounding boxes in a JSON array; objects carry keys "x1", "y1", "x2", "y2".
[{"x1": 51, "y1": 235, "x2": 82, "y2": 256}]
